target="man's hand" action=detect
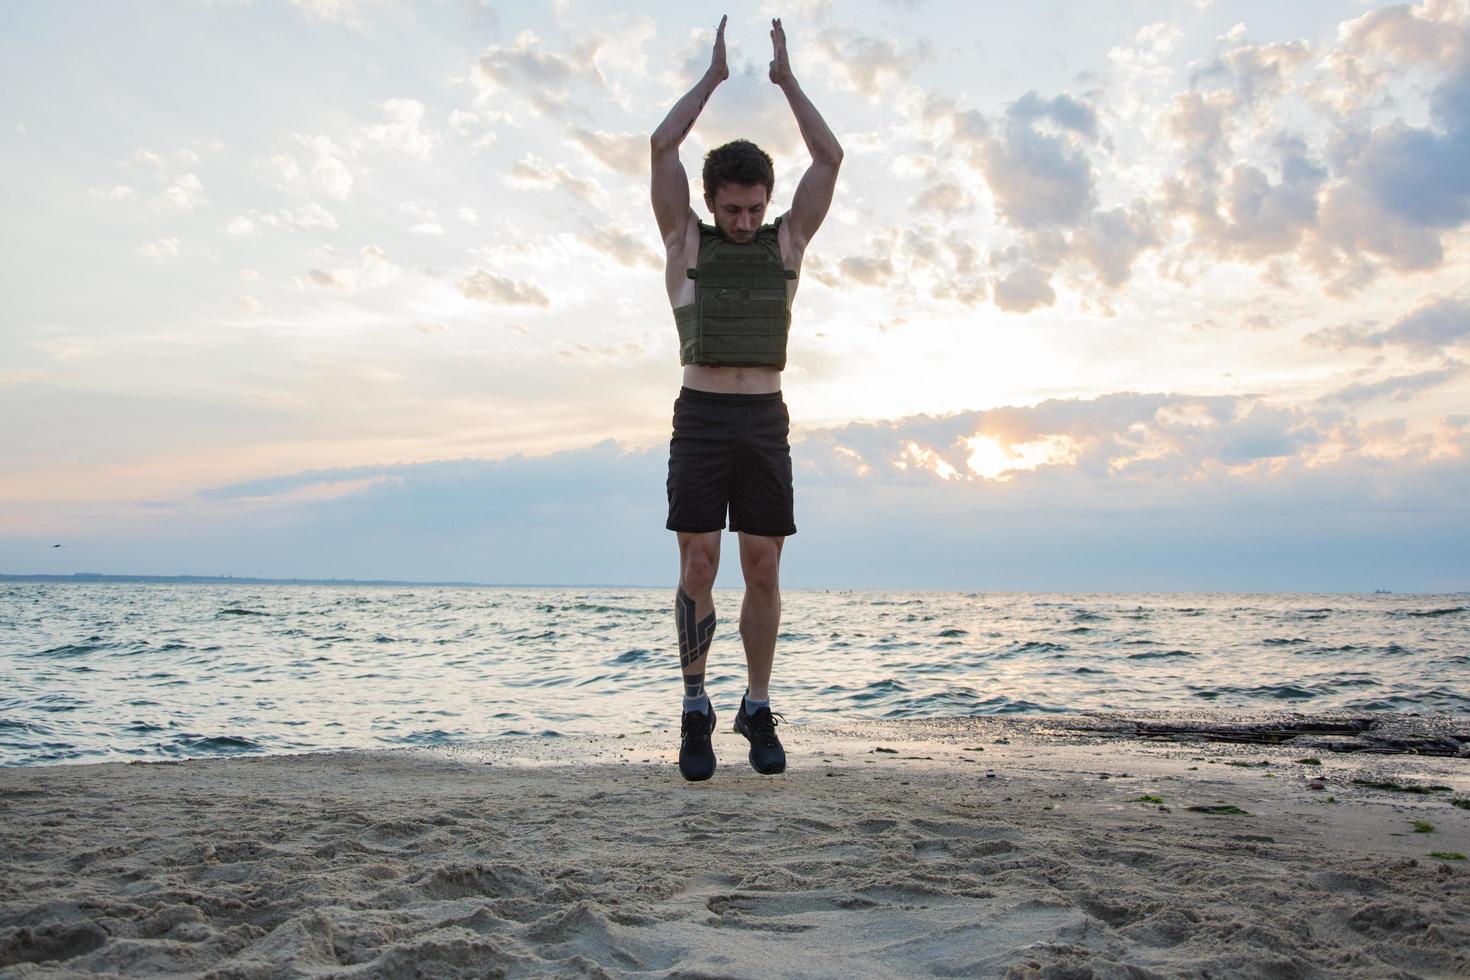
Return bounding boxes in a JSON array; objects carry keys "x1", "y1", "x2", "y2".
[
  {"x1": 768, "y1": 17, "x2": 793, "y2": 87},
  {"x1": 710, "y1": 14, "x2": 729, "y2": 83}
]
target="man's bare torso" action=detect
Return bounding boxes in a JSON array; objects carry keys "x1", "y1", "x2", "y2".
[{"x1": 665, "y1": 214, "x2": 804, "y2": 394}]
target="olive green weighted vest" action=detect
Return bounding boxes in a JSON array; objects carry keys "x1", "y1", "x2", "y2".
[{"x1": 673, "y1": 216, "x2": 797, "y2": 369}]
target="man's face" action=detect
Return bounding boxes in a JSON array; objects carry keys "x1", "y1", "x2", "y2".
[{"x1": 705, "y1": 183, "x2": 769, "y2": 243}]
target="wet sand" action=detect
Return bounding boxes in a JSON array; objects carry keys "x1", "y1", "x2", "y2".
[{"x1": 2, "y1": 711, "x2": 1467, "y2": 978}]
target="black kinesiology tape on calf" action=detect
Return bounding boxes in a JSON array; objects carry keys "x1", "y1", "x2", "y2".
[{"x1": 675, "y1": 586, "x2": 716, "y2": 670}]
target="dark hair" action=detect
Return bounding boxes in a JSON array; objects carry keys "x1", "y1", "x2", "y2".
[{"x1": 702, "y1": 140, "x2": 775, "y2": 201}]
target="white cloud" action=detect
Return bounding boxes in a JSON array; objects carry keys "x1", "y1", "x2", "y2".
[
  {"x1": 807, "y1": 28, "x2": 932, "y2": 100},
  {"x1": 228, "y1": 202, "x2": 338, "y2": 234},
  {"x1": 162, "y1": 173, "x2": 205, "y2": 211},
  {"x1": 307, "y1": 268, "x2": 351, "y2": 292},
  {"x1": 295, "y1": 135, "x2": 354, "y2": 200},
  {"x1": 576, "y1": 224, "x2": 661, "y2": 269},
  {"x1": 360, "y1": 98, "x2": 442, "y2": 161},
  {"x1": 271, "y1": 153, "x2": 302, "y2": 182},
  {"x1": 505, "y1": 153, "x2": 605, "y2": 204},
  {"x1": 457, "y1": 270, "x2": 551, "y2": 307},
  {"x1": 140, "y1": 237, "x2": 181, "y2": 257},
  {"x1": 302, "y1": 245, "x2": 402, "y2": 296},
  {"x1": 565, "y1": 127, "x2": 644, "y2": 177},
  {"x1": 288, "y1": 0, "x2": 371, "y2": 28}
]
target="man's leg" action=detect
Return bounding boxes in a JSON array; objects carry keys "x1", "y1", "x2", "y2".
[
  {"x1": 675, "y1": 531, "x2": 721, "y2": 782},
  {"x1": 734, "y1": 531, "x2": 787, "y2": 774},
  {"x1": 676, "y1": 531, "x2": 722, "y2": 704},
  {"x1": 737, "y1": 532, "x2": 783, "y2": 699}
]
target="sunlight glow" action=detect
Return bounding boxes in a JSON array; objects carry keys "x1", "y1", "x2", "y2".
[
  {"x1": 898, "y1": 441, "x2": 962, "y2": 480},
  {"x1": 964, "y1": 434, "x2": 1079, "y2": 481}
]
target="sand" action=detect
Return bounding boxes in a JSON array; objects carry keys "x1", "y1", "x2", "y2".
[{"x1": 1, "y1": 711, "x2": 1467, "y2": 978}]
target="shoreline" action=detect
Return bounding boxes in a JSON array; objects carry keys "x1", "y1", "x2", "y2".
[{"x1": 2, "y1": 713, "x2": 1467, "y2": 977}]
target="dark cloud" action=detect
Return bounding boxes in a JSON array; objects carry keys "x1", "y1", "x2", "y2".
[
  {"x1": 1008, "y1": 91, "x2": 1098, "y2": 139},
  {"x1": 1305, "y1": 7, "x2": 1470, "y2": 284},
  {"x1": 991, "y1": 262, "x2": 1056, "y2": 313},
  {"x1": 981, "y1": 91, "x2": 1098, "y2": 230},
  {"x1": 1071, "y1": 202, "x2": 1161, "y2": 288},
  {"x1": 1306, "y1": 296, "x2": 1470, "y2": 356},
  {"x1": 1327, "y1": 362, "x2": 1466, "y2": 406},
  {"x1": 163, "y1": 394, "x2": 1470, "y2": 589}
]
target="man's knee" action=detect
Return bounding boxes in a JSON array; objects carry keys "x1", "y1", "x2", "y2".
[
  {"x1": 679, "y1": 536, "x2": 720, "y2": 594},
  {"x1": 740, "y1": 537, "x2": 782, "y2": 593}
]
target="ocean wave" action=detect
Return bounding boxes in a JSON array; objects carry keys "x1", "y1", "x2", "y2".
[{"x1": 1394, "y1": 606, "x2": 1468, "y2": 618}]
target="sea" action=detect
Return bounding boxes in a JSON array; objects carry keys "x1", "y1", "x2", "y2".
[{"x1": 1, "y1": 584, "x2": 1466, "y2": 767}]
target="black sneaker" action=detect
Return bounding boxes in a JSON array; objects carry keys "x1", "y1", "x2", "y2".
[
  {"x1": 678, "y1": 705, "x2": 716, "y2": 782},
  {"x1": 734, "y1": 697, "x2": 787, "y2": 774}
]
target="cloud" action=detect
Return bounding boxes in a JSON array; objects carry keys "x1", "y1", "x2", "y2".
[
  {"x1": 139, "y1": 237, "x2": 180, "y2": 257},
  {"x1": 505, "y1": 154, "x2": 605, "y2": 204},
  {"x1": 295, "y1": 246, "x2": 400, "y2": 296},
  {"x1": 836, "y1": 254, "x2": 896, "y2": 287},
  {"x1": 271, "y1": 153, "x2": 302, "y2": 182},
  {"x1": 992, "y1": 262, "x2": 1056, "y2": 313},
  {"x1": 470, "y1": 29, "x2": 605, "y2": 115},
  {"x1": 360, "y1": 99, "x2": 442, "y2": 160},
  {"x1": 912, "y1": 181, "x2": 974, "y2": 214},
  {"x1": 398, "y1": 201, "x2": 444, "y2": 235},
  {"x1": 288, "y1": 0, "x2": 373, "y2": 28},
  {"x1": 1070, "y1": 202, "x2": 1161, "y2": 287},
  {"x1": 226, "y1": 202, "x2": 338, "y2": 235},
  {"x1": 307, "y1": 268, "x2": 349, "y2": 292},
  {"x1": 808, "y1": 28, "x2": 932, "y2": 100},
  {"x1": 162, "y1": 173, "x2": 205, "y2": 210},
  {"x1": 1305, "y1": 296, "x2": 1470, "y2": 356},
  {"x1": 144, "y1": 393, "x2": 1470, "y2": 589},
  {"x1": 565, "y1": 127, "x2": 645, "y2": 177},
  {"x1": 1326, "y1": 361, "x2": 1466, "y2": 406},
  {"x1": 457, "y1": 270, "x2": 551, "y2": 307},
  {"x1": 577, "y1": 225, "x2": 661, "y2": 269},
  {"x1": 302, "y1": 135, "x2": 355, "y2": 199},
  {"x1": 980, "y1": 92, "x2": 1099, "y2": 230}
]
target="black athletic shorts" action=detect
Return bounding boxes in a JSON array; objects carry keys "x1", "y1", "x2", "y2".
[{"x1": 666, "y1": 386, "x2": 796, "y2": 537}]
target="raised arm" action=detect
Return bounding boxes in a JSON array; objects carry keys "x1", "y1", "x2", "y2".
[
  {"x1": 651, "y1": 16, "x2": 728, "y2": 251},
  {"x1": 769, "y1": 18, "x2": 842, "y2": 252}
]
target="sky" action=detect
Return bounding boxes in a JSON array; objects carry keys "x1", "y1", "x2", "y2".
[{"x1": 1, "y1": 0, "x2": 1468, "y2": 590}]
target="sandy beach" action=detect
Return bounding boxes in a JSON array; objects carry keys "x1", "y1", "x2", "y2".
[{"x1": 2, "y1": 711, "x2": 1467, "y2": 978}]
